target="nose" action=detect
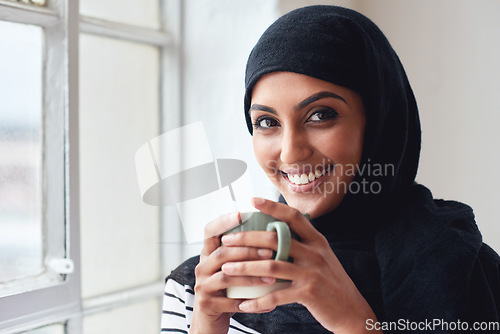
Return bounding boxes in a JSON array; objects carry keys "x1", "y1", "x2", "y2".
[{"x1": 280, "y1": 126, "x2": 313, "y2": 164}]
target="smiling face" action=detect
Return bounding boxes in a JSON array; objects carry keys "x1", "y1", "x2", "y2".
[{"x1": 250, "y1": 72, "x2": 366, "y2": 218}]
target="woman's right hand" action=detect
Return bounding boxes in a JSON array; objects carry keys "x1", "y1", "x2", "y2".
[{"x1": 189, "y1": 211, "x2": 276, "y2": 334}]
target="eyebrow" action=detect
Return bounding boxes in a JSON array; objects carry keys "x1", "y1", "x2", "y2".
[
  {"x1": 249, "y1": 104, "x2": 277, "y2": 115},
  {"x1": 249, "y1": 91, "x2": 347, "y2": 117},
  {"x1": 296, "y1": 91, "x2": 347, "y2": 111}
]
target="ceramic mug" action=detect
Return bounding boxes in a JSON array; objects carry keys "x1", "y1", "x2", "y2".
[{"x1": 222, "y1": 211, "x2": 304, "y2": 299}]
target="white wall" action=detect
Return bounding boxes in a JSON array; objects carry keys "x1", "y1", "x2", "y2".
[
  {"x1": 182, "y1": 0, "x2": 280, "y2": 196},
  {"x1": 353, "y1": 0, "x2": 500, "y2": 251},
  {"x1": 179, "y1": 0, "x2": 282, "y2": 258}
]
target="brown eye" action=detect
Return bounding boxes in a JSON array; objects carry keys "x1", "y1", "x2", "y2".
[
  {"x1": 308, "y1": 108, "x2": 339, "y2": 122},
  {"x1": 254, "y1": 116, "x2": 279, "y2": 129}
]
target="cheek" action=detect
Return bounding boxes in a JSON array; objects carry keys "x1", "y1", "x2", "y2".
[
  {"x1": 321, "y1": 127, "x2": 364, "y2": 165},
  {"x1": 348, "y1": 126, "x2": 365, "y2": 162},
  {"x1": 253, "y1": 136, "x2": 279, "y2": 174}
]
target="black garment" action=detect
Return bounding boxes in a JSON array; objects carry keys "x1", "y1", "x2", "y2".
[
  {"x1": 167, "y1": 5, "x2": 500, "y2": 333},
  {"x1": 168, "y1": 184, "x2": 500, "y2": 332}
]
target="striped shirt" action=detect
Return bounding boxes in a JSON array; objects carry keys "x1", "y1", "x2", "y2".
[{"x1": 161, "y1": 278, "x2": 261, "y2": 333}]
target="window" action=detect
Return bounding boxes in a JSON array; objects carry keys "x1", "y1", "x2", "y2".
[
  {"x1": 0, "y1": 0, "x2": 181, "y2": 332},
  {"x1": 0, "y1": 20, "x2": 44, "y2": 286},
  {"x1": 7, "y1": 0, "x2": 46, "y2": 5},
  {"x1": 0, "y1": 1, "x2": 79, "y2": 331}
]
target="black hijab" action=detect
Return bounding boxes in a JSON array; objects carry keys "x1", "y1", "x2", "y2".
[
  {"x1": 235, "y1": 5, "x2": 498, "y2": 332},
  {"x1": 244, "y1": 5, "x2": 420, "y2": 210}
]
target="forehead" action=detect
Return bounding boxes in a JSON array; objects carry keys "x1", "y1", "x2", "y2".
[{"x1": 250, "y1": 71, "x2": 363, "y2": 111}]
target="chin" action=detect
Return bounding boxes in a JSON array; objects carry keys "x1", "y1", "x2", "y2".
[{"x1": 282, "y1": 193, "x2": 339, "y2": 219}]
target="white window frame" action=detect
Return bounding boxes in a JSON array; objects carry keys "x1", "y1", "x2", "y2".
[
  {"x1": 0, "y1": 0, "x2": 182, "y2": 332},
  {"x1": 0, "y1": 0, "x2": 81, "y2": 332}
]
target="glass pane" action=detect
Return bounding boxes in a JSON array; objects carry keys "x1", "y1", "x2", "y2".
[
  {"x1": 5, "y1": 0, "x2": 46, "y2": 6},
  {"x1": 79, "y1": 34, "x2": 160, "y2": 298},
  {"x1": 80, "y1": 0, "x2": 160, "y2": 29},
  {"x1": 0, "y1": 21, "x2": 43, "y2": 284},
  {"x1": 22, "y1": 323, "x2": 65, "y2": 334},
  {"x1": 83, "y1": 299, "x2": 160, "y2": 334}
]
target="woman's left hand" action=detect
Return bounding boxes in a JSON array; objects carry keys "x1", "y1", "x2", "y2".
[{"x1": 220, "y1": 197, "x2": 382, "y2": 334}]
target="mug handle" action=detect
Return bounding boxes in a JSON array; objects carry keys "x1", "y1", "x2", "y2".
[{"x1": 266, "y1": 221, "x2": 291, "y2": 262}]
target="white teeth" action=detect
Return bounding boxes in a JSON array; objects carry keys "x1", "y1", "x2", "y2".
[{"x1": 286, "y1": 167, "x2": 331, "y2": 185}]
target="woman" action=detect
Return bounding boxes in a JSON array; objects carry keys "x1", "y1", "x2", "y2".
[{"x1": 162, "y1": 6, "x2": 500, "y2": 334}]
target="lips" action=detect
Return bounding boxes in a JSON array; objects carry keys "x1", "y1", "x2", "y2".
[{"x1": 281, "y1": 164, "x2": 334, "y2": 186}]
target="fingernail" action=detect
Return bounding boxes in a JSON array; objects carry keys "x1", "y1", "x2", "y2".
[
  {"x1": 239, "y1": 301, "x2": 253, "y2": 312},
  {"x1": 257, "y1": 248, "x2": 272, "y2": 258},
  {"x1": 251, "y1": 197, "x2": 265, "y2": 206},
  {"x1": 261, "y1": 277, "x2": 275, "y2": 284},
  {"x1": 221, "y1": 263, "x2": 234, "y2": 274},
  {"x1": 229, "y1": 211, "x2": 240, "y2": 222},
  {"x1": 221, "y1": 234, "x2": 234, "y2": 244}
]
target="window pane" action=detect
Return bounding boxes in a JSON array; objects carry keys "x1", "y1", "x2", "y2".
[
  {"x1": 4, "y1": 0, "x2": 46, "y2": 6},
  {"x1": 80, "y1": 0, "x2": 160, "y2": 29},
  {"x1": 22, "y1": 323, "x2": 65, "y2": 334},
  {"x1": 0, "y1": 21, "x2": 43, "y2": 284},
  {"x1": 79, "y1": 34, "x2": 160, "y2": 298}
]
